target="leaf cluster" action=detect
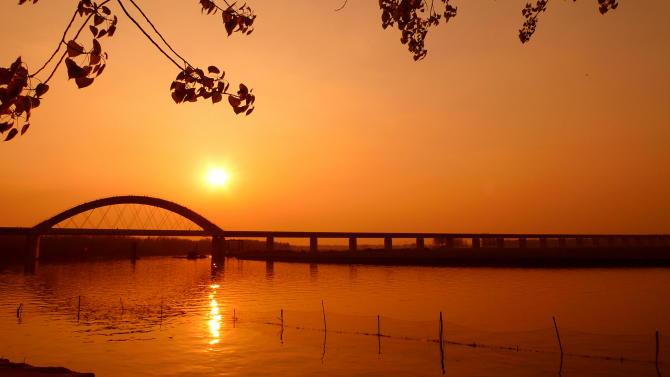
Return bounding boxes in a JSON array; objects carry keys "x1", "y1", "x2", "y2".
[
  {"x1": 0, "y1": 57, "x2": 46, "y2": 141},
  {"x1": 519, "y1": 0, "x2": 550, "y2": 44},
  {"x1": 199, "y1": 0, "x2": 256, "y2": 36},
  {"x1": 597, "y1": 0, "x2": 618, "y2": 14},
  {"x1": 3, "y1": 0, "x2": 257, "y2": 142},
  {"x1": 170, "y1": 66, "x2": 255, "y2": 115},
  {"x1": 379, "y1": 1, "x2": 621, "y2": 58},
  {"x1": 65, "y1": 3, "x2": 117, "y2": 88},
  {"x1": 379, "y1": 0, "x2": 457, "y2": 61}
]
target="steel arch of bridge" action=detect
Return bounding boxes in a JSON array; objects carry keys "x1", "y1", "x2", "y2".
[{"x1": 32, "y1": 195, "x2": 224, "y2": 236}]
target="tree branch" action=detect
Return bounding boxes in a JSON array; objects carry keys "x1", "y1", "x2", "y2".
[
  {"x1": 115, "y1": 0, "x2": 183, "y2": 69},
  {"x1": 126, "y1": 0, "x2": 193, "y2": 68},
  {"x1": 43, "y1": 0, "x2": 112, "y2": 84},
  {"x1": 30, "y1": 8, "x2": 79, "y2": 78}
]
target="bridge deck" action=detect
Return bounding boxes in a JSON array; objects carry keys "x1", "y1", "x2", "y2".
[{"x1": 0, "y1": 227, "x2": 668, "y2": 239}]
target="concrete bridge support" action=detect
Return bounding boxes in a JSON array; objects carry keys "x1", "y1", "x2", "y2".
[
  {"x1": 384, "y1": 237, "x2": 393, "y2": 251},
  {"x1": 211, "y1": 235, "x2": 226, "y2": 261},
  {"x1": 24, "y1": 233, "x2": 41, "y2": 262},
  {"x1": 310, "y1": 236, "x2": 318, "y2": 252},
  {"x1": 416, "y1": 237, "x2": 425, "y2": 250},
  {"x1": 472, "y1": 237, "x2": 481, "y2": 249},
  {"x1": 348, "y1": 237, "x2": 357, "y2": 251}
]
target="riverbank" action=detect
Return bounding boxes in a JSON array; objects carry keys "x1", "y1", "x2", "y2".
[
  {"x1": 226, "y1": 246, "x2": 670, "y2": 267},
  {"x1": 0, "y1": 359, "x2": 93, "y2": 377}
]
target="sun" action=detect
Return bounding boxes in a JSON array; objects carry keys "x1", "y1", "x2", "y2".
[{"x1": 205, "y1": 168, "x2": 229, "y2": 188}]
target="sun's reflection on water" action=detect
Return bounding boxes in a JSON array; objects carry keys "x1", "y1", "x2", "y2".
[{"x1": 208, "y1": 284, "x2": 221, "y2": 346}]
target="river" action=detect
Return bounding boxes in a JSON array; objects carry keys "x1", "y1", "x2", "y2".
[{"x1": 1, "y1": 257, "x2": 668, "y2": 376}]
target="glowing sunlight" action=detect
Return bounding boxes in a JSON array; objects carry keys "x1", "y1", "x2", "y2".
[{"x1": 205, "y1": 168, "x2": 230, "y2": 189}]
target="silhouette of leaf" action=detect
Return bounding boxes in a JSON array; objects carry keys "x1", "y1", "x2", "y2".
[
  {"x1": 208, "y1": 65, "x2": 220, "y2": 74},
  {"x1": 65, "y1": 58, "x2": 87, "y2": 79},
  {"x1": 233, "y1": 104, "x2": 247, "y2": 114},
  {"x1": 34, "y1": 83, "x2": 49, "y2": 97},
  {"x1": 212, "y1": 92, "x2": 222, "y2": 104},
  {"x1": 4, "y1": 128, "x2": 18, "y2": 142},
  {"x1": 92, "y1": 39, "x2": 101, "y2": 55},
  {"x1": 0, "y1": 122, "x2": 12, "y2": 134},
  {"x1": 0, "y1": 67, "x2": 10, "y2": 85},
  {"x1": 90, "y1": 25, "x2": 98, "y2": 36},
  {"x1": 224, "y1": 19, "x2": 236, "y2": 35},
  {"x1": 20, "y1": 123, "x2": 30, "y2": 135},
  {"x1": 66, "y1": 40, "x2": 84, "y2": 57},
  {"x1": 75, "y1": 76, "x2": 94, "y2": 88},
  {"x1": 228, "y1": 96, "x2": 241, "y2": 107}
]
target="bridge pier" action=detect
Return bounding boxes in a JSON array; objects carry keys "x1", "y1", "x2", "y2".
[
  {"x1": 349, "y1": 237, "x2": 357, "y2": 252},
  {"x1": 24, "y1": 233, "x2": 41, "y2": 262},
  {"x1": 416, "y1": 237, "x2": 425, "y2": 250},
  {"x1": 472, "y1": 237, "x2": 481, "y2": 249},
  {"x1": 266, "y1": 236, "x2": 274, "y2": 251},
  {"x1": 211, "y1": 235, "x2": 226, "y2": 261},
  {"x1": 310, "y1": 236, "x2": 318, "y2": 252},
  {"x1": 384, "y1": 237, "x2": 393, "y2": 251}
]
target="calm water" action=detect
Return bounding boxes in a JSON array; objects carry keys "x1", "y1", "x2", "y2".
[{"x1": 0, "y1": 257, "x2": 668, "y2": 376}]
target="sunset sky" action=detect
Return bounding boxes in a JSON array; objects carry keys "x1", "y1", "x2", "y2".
[{"x1": 0, "y1": 0, "x2": 668, "y2": 234}]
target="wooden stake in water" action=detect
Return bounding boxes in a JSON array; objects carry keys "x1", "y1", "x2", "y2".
[
  {"x1": 656, "y1": 330, "x2": 661, "y2": 377},
  {"x1": 120, "y1": 298, "x2": 124, "y2": 314},
  {"x1": 321, "y1": 300, "x2": 327, "y2": 333},
  {"x1": 553, "y1": 316, "x2": 564, "y2": 376},
  {"x1": 77, "y1": 296, "x2": 81, "y2": 322},
  {"x1": 377, "y1": 314, "x2": 382, "y2": 355},
  {"x1": 321, "y1": 300, "x2": 327, "y2": 362},
  {"x1": 439, "y1": 311, "x2": 445, "y2": 375},
  {"x1": 16, "y1": 303, "x2": 23, "y2": 320},
  {"x1": 280, "y1": 309, "x2": 284, "y2": 344}
]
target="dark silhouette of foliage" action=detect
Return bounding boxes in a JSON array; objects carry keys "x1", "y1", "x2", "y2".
[
  {"x1": 2, "y1": 0, "x2": 621, "y2": 142},
  {"x1": 1, "y1": 0, "x2": 256, "y2": 142},
  {"x1": 379, "y1": 0, "x2": 457, "y2": 61},
  {"x1": 519, "y1": 0, "x2": 619, "y2": 43},
  {"x1": 376, "y1": 0, "x2": 619, "y2": 59}
]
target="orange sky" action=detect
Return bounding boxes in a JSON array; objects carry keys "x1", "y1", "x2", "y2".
[{"x1": 0, "y1": 0, "x2": 668, "y2": 233}]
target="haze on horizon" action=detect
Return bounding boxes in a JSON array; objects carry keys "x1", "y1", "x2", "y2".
[{"x1": 0, "y1": 0, "x2": 668, "y2": 234}]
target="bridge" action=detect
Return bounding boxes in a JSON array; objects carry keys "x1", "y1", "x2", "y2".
[{"x1": 1, "y1": 195, "x2": 669, "y2": 265}]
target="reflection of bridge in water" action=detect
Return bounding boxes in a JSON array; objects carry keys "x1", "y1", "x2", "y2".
[{"x1": 1, "y1": 195, "x2": 669, "y2": 265}]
